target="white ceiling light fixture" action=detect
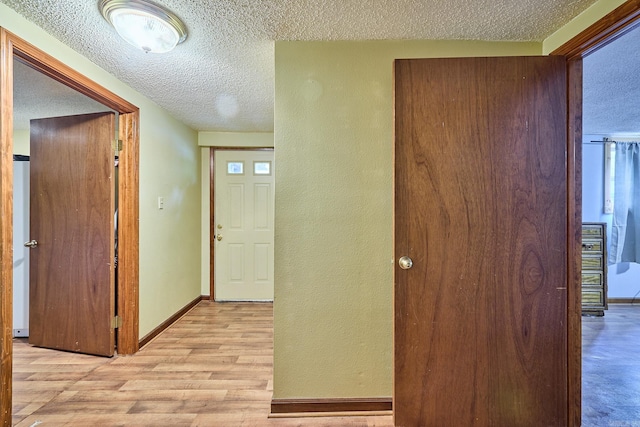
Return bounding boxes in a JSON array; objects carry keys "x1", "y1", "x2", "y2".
[{"x1": 99, "y1": 0, "x2": 187, "y2": 53}]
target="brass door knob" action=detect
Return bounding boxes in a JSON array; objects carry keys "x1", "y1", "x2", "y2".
[
  {"x1": 216, "y1": 234, "x2": 223, "y2": 241},
  {"x1": 398, "y1": 256, "x2": 413, "y2": 270},
  {"x1": 24, "y1": 239, "x2": 38, "y2": 248}
]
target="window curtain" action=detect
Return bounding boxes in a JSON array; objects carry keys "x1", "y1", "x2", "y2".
[{"x1": 609, "y1": 142, "x2": 640, "y2": 264}]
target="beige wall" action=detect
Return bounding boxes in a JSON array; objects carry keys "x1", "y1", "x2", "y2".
[
  {"x1": 1, "y1": 4, "x2": 202, "y2": 338},
  {"x1": 12, "y1": 130, "x2": 29, "y2": 155},
  {"x1": 273, "y1": 40, "x2": 541, "y2": 399},
  {"x1": 199, "y1": 131, "x2": 274, "y2": 148},
  {"x1": 198, "y1": 132, "x2": 274, "y2": 295}
]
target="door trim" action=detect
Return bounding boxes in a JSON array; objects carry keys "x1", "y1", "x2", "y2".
[
  {"x1": 552, "y1": 2, "x2": 640, "y2": 425},
  {"x1": 1, "y1": 28, "x2": 140, "y2": 425},
  {"x1": 208, "y1": 147, "x2": 274, "y2": 300},
  {"x1": 551, "y1": 0, "x2": 640, "y2": 59}
]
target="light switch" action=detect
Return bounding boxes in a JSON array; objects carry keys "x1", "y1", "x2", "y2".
[{"x1": 158, "y1": 196, "x2": 164, "y2": 209}]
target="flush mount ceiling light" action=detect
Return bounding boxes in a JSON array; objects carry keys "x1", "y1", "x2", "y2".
[{"x1": 99, "y1": 0, "x2": 187, "y2": 53}]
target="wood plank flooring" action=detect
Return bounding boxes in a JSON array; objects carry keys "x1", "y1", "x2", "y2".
[
  {"x1": 12, "y1": 302, "x2": 640, "y2": 426},
  {"x1": 12, "y1": 302, "x2": 393, "y2": 426},
  {"x1": 582, "y1": 304, "x2": 640, "y2": 426}
]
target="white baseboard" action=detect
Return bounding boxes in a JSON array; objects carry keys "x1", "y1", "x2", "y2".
[{"x1": 13, "y1": 329, "x2": 29, "y2": 338}]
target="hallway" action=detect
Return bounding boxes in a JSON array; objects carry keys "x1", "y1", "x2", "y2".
[{"x1": 12, "y1": 302, "x2": 640, "y2": 426}]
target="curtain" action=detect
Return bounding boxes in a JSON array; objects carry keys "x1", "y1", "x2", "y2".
[{"x1": 609, "y1": 142, "x2": 640, "y2": 264}]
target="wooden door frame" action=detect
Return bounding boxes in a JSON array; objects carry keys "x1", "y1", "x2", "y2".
[
  {"x1": 209, "y1": 147, "x2": 274, "y2": 300},
  {"x1": 552, "y1": 2, "x2": 640, "y2": 425},
  {"x1": 1, "y1": 28, "x2": 140, "y2": 425}
]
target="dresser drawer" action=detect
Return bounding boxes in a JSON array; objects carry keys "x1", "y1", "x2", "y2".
[
  {"x1": 581, "y1": 222, "x2": 607, "y2": 316},
  {"x1": 582, "y1": 271, "x2": 603, "y2": 286},
  {"x1": 582, "y1": 223, "x2": 604, "y2": 238},
  {"x1": 581, "y1": 239, "x2": 603, "y2": 254},
  {"x1": 582, "y1": 255, "x2": 603, "y2": 270},
  {"x1": 582, "y1": 288, "x2": 605, "y2": 306}
]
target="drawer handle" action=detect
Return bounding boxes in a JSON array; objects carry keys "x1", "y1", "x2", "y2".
[{"x1": 582, "y1": 243, "x2": 594, "y2": 250}]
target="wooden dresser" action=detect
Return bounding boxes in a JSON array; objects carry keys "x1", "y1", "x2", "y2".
[{"x1": 581, "y1": 222, "x2": 608, "y2": 316}]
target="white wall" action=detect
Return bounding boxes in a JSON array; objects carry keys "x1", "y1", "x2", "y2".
[
  {"x1": 12, "y1": 159, "x2": 29, "y2": 336},
  {"x1": 582, "y1": 134, "x2": 640, "y2": 299}
]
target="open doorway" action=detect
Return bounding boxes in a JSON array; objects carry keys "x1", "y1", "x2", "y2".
[
  {"x1": 580, "y1": 23, "x2": 640, "y2": 424},
  {"x1": 11, "y1": 58, "x2": 118, "y2": 347},
  {"x1": 1, "y1": 28, "x2": 141, "y2": 422},
  {"x1": 582, "y1": 24, "x2": 640, "y2": 303}
]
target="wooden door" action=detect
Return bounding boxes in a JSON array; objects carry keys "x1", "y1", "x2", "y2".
[
  {"x1": 29, "y1": 112, "x2": 116, "y2": 357},
  {"x1": 214, "y1": 150, "x2": 274, "y2": 301},
  {"x1": 394, "y1": 57, "x2": 568, "y2": 426}
]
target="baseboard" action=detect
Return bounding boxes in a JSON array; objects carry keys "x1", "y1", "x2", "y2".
[
  {"x1": 608, "y1": 298, "x2": 638, "y2": 304},
  {"x1": 270, "y1": 397, "x2": 392, "y2": 417},
  {"x1": 13, "y1": 328, "x2": 29, "y2": 338},
  {"x1": 138, "y1": 295, "x2": 206, "y2": 348}
]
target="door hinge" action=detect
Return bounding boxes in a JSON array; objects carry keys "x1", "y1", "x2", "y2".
[
  {"x1": 111, "y1": 315, "x2": 122, "y2": 329},
  {"x1": 113, "y1": 139, "x2": 123, "y2": 152}
]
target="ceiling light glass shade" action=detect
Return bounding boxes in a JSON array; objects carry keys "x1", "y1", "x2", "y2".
[{"x1": 99, "y1": 0, "x2": 187, "y2": 53}]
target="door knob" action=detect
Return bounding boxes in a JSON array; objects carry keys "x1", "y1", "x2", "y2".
[
  {"x1": 216, "y1": 234, "x2": 223, "y2": 241},
  {"x1": 24, "y1": 239, "x2": 38, "y2": 248},
  {"x1": 398, "y1": 256, "x2": 413, "y2": 270}
]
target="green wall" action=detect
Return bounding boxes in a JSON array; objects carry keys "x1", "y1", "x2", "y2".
[
  {"x1": 273, "y1": 40, "x2": 540, "y2": 399},
  {"x1": 1, "y1": 3, "x2": 202, "y2": 338},
  {"x1": 273, "y1": 0, "x2": 633, "y2": 400}
]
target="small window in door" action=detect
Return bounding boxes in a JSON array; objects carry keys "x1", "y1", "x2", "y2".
[
  {"x1": 254, "y1": 161, "x2": 271, "y2": 176},
  {"x1": 227, "y1": 161, "x2": 244, "y2": 175}
]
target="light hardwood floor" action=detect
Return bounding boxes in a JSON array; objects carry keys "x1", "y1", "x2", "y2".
[
  {"x1": 582, "y1": 304, "x2": 640, "y2": 427},
  {"x1": 12, "y1": 302, "x2": 640, "y2": 426},
  {"x1": 12, "y1": 302, "x2": 393, "y2": 426}
]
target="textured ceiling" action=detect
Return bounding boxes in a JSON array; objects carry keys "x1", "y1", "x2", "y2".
[
  {"x1": 3, "y1": 0, "x2": 603, "y2": 132},
  {"x1": 13, "y1": 60, "x2": 114, "y2": 131}
]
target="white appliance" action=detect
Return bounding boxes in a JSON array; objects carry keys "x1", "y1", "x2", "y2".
[{"x1": 13, "y1": 156, "x2": 29, "y2": 337}]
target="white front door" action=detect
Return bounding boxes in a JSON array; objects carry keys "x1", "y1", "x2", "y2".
[{"x1": 214, "y1": 150, "x2": 274, "y2": 301}]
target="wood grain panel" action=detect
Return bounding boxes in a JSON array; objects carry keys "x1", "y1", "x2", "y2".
[
  {"x1": 394, "y1": 56, "x2": 568, "y2": 426},
  {"x1": 0, "y1": 27, "x2": 13, "y2": 427},
  {"x1": 117, "y1": 111, "x2": 139, "y2": 355},
  {"x1": 567, "y1": 58, "x2": 583, "y2": 427},
  {"x1": 210, "y1": 149, "x2": 215, "y2": 300},
  {"x1": 29, "y1": 112, "x2": 115, "y2": 357},
  {"x1": 270, "y1": 398, "x2": 392, "y2": 414}
]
